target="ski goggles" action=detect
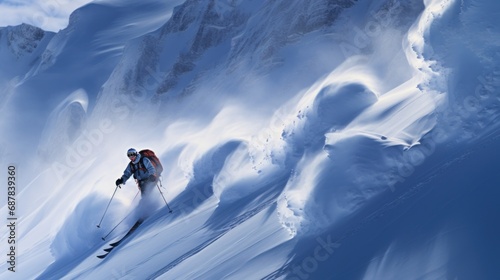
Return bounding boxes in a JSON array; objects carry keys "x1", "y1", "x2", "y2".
[{"x1": 127, "y1": 152, "x2": 137, "y2": 157}]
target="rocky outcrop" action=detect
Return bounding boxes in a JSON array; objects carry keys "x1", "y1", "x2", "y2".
[{"x1": 1, "y1": 23, "x2": 48, "y2": 59}]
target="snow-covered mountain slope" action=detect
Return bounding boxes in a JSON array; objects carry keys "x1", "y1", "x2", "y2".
[
  {"x1": 1, "y1": 0, "x2": 500, "y2": 279},
  {"x1": 0, "y1": 0, "x2": 185, "y2": 166},
  {"x1": 0, "y1": 24, "x2": 54, "y2": 112},
  {"x1": 0, "y1": 24, "x2": 53, "y2": 78}
]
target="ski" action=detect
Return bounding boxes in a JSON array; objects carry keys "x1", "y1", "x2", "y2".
[
  {"x1": 97, "y1": 251, "x2": 111, "y2": 259},
  {"x1": 97, "y1": 220, "x2": 143, "y2": 259}
]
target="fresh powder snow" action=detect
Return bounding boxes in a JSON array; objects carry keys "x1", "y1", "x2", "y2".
[{"x1": 1, "y1": 0, "x2": 499, "y2": 279}]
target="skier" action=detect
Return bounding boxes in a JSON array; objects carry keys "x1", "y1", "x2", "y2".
[
  {"x1": 115, "y1": 148, "x2": 159, "y2": 196},
  {"x1": 96, "y1": 148, "x2": 169, "y2": 259}
]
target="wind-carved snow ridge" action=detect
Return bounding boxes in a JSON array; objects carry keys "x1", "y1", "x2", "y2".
[
  {"x1": 37, "y1": 89, "x2": 89, "y2": 163},
  {"x1": 27, "y1": 7, "x2": 84, "y2": 76},
  {"x1": 274, "y1": 59, "x2": 384, "y2": 236},
  {"x1": 276, "y1": 0, "x2": 452, "y2": 236},
  {"x1": 419, "y1": 0, "x2": 500, "y2": 144}
]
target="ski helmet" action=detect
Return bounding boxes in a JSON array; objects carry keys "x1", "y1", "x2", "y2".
[{"x1": 127, "y1": 148, "x2": 138, "y2": 157}]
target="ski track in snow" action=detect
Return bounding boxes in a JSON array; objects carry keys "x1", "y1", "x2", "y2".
[{"x1": 146, "y1": 193, "x2": 278, "y2": 279}]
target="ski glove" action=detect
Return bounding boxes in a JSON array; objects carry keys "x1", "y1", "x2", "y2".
[
  {"x1": 116, "y1": 178, "x2": 123, "y2": 186},
  {"x1": 148, "y1": 174, "x2": 156, "y2": 182}
]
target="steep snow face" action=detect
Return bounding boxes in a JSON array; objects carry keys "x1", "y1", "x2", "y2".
[
  {"x1": 26, "y1": 0, "x2": 181, "y2": 90},
  {"x1": 426, "y1": 0, "x2": 500, "y2": 143},
  {"x1": 1, "y1": 0, "x2": 500, "y2": 279},
  {"x1": 92, "y1": 0, "x2": 364, "y2": 120},
  {"x1": 0, "y1": 0, "x2": 184, "y2": 168},
  {"x1": 0, "y1": 23, "x2": 54, "y2": 163},
  {"x1": 91, "y1": 0, "x2": 259, "y2": 119},
  {"x1": 226, "y1": 0, "x2": 357, "y2": 65}
]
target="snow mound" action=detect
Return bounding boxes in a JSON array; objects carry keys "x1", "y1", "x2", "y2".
[{"x1": 51, "y1": 194, "x2": 106, "y2": 259}]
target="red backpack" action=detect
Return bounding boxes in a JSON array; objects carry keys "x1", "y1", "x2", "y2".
[{"x1": 130, "y1": 149, "x2": 164, "y2": 176}]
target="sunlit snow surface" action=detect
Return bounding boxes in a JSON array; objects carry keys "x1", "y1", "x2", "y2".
[{"x1": 1, "y1": 0, "x2": 500, "y2": 279}]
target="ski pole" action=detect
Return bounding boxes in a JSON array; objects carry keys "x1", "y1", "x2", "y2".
[
  {"x1": 157, "y1": 179, "x2": 173, "y2": 213},
  {"x1": 102, "y1": 214, "x2": 128, "y2": 241},
  {"x1": 101, "y1": 190, "x2": 140, "y2": 240},
  {"x1": 97, "y1": 185, "x2": 120, "y2": 228}
]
